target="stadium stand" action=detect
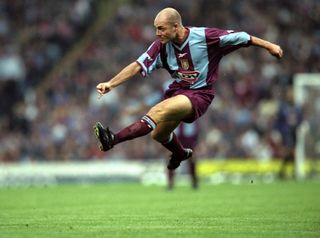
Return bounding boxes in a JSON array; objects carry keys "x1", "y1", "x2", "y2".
[{"x1": 0, "y1": 0, "x2": 319, "y2": 163}]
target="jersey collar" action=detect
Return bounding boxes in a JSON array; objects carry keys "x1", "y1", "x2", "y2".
[{"x1": 172, "y1": 27, "x2": 190, "y2": 50}]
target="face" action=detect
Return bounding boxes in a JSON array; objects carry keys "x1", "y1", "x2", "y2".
[{"x1": 154, "y1": 17, "x2": 177, "y2": 43}]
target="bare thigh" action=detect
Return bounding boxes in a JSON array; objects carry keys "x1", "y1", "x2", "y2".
[
  {"x1": 147, "y1": 94, "x2": 193, "y2": 123},
  {"x1": 147, "y1": 94, "x2": 193, "y2": 142}
]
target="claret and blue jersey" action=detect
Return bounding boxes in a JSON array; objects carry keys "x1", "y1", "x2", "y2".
[{"x1": 137, "y1": 27, "x2": 251, "y2": 89}]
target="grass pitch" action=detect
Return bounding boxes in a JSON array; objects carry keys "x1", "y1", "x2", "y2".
[{"x1": 0, "y1": 181, "x2": 319, "y2": 238}]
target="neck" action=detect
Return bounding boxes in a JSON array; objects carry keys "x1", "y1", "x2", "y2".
[{"x1": 173, "y1": 27, "x2": 188, "y2": 45}]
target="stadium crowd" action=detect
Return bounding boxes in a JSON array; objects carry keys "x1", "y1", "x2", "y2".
[{"x1": 0, "y1": 0, "x2": 319, "y2": 162}]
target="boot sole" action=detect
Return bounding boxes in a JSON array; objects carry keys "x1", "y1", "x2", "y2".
[{"x1": 93, "y1": 123, "x2": 105, "y2": 151}]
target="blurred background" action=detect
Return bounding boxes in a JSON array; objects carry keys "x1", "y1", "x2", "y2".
[{"x1": 0, "y1": 0, "x2": 319, "y2": 186}]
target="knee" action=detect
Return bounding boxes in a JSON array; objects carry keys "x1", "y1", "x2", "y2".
[
  {"x1": 147, "y1": 104, "x2": 168, "y2": 123},
  {"x1": 151, "y1": 130, "x2": 169, "y2": 143},
  {"x1": 151, "y1": 130, "x2": 162, "y2": 142}
]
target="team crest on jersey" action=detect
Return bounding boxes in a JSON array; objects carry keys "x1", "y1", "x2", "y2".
[
  {"x1": 178, "y1": 53, "x2": 189, "y2": 70},
  {"x1": 180, "y1": 59, "x2": 189, "y2": 70}
]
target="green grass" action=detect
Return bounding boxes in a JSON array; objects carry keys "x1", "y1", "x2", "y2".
[{"x1": 0, "y1": 181, "x2": 319, "y2": 238}]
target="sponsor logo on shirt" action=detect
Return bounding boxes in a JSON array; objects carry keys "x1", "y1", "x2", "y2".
[{"x1": 177, "y1": 70, "x2": 200, "y2": 84}]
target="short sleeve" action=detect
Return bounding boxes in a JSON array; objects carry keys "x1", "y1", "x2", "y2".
[
  {"x1": 136, "y1": 40, "x2": 163, "y2": 77},
  {"x1": 205, "y1": 27, "x2": 251, "y2": 56},
  {"x1": 205, "y1": 28, "x2": 230, "y2": 46}
]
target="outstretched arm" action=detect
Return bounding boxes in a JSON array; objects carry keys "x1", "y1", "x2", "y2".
[
  {"x1": 96, "y1": 62, "x2": 142, "y2": 96},
  {"x1": 251, "y1": 36, "x2": 283, "y2": 59}
]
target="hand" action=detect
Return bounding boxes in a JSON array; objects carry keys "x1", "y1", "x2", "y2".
[
  {"x1": 268, "y1": 44, "x2": 283, "y2": 59},
  {"x1": 96, "y1": 82, "x2": 112, "y2": 98}
]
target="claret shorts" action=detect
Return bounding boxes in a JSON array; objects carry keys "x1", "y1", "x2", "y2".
[{"x1": 164, "y1": 83, "x2": 215, "y2": 123}]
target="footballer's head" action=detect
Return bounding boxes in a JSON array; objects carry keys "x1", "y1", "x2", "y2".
[{"x1": 154, "y1": 8, "x2": 183, "y2": 44}]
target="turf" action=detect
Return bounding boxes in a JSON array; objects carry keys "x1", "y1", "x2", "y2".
[{"x1": 0, "y1": 181, "x2": 319, "y2": 238}]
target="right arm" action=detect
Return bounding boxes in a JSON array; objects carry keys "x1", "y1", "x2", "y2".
[
  {"x1": 96, "y1": 61, "x2": 141, "y2": 96},
  {"x1": 97, "y1": 40, "x2": 162, "y2": 96}
]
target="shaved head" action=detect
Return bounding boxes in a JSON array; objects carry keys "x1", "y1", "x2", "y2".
[
  {"x1": 154, "y1": 8, "x2": 186, "y2": 44},
  {"x1": 155, "y1": 7, "x2": 182, "y2": 26}
]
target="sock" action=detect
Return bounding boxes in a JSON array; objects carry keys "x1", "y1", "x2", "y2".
[
  {"x1": 168, "y1": 170, "x2": 175, "y2": 190},
  {"x1": 161, "y1": 133, "x2": 185, "y2": 156},
  {"x1": 114, "y1": 115, "x2": 156, "y2": 145},
  {"x1": 189, "y1": 160, "x2": 198, "y2": 188}
]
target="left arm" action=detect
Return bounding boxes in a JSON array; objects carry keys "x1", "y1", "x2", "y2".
[
  {"x1": 215, "y1": 30, "x2": 283, "y2": 59},
  {"x1": 250, "y1": 36, "x2": 283, "y2": 59}
]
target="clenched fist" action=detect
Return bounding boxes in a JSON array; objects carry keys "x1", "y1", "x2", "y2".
[
  {"x1": 268, "y1": 43, "x2": 283, "y2": 59},
  {"x1": 96, "y1": 82, "x2": 112, "y2": 97}
]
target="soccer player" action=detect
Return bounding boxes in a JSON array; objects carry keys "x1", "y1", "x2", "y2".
[
  {"x1": 168, "y1": 122, "x2": 199, "y2": 190},
  {"x1": 139, "y1": 82, "x2": 199, "y2": 188},
  {"x1": 94, "y1": 7, "x2": 283, "y2": 170},
  {"x1": 274, "y1": 87, "x2": 303, "y2": 179}
]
